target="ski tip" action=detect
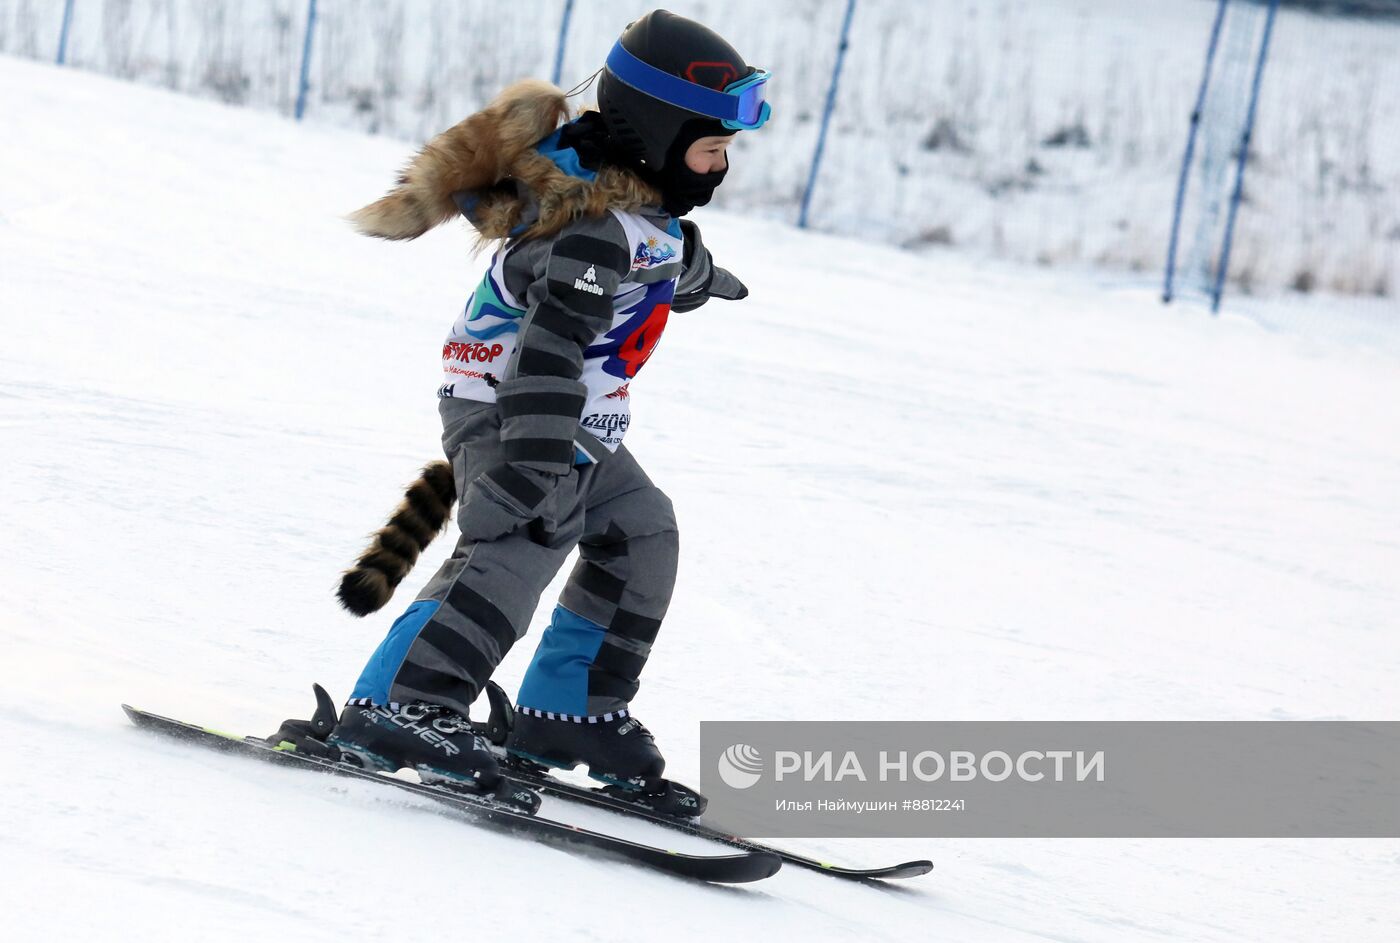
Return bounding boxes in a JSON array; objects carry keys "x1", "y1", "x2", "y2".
[{"x1": 876, "y1": 859, "x2": 934, "y2": 879}]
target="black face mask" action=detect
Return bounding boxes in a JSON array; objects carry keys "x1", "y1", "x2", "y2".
[
  {"x1": 640, "y1": 119, "x2": 735, "y2": 218},
  {"x1": 650, "y1": 154, "x2": 728, "y2": 218}
]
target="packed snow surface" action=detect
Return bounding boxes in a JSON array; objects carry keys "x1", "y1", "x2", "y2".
[{"x1": 2, "y1": 55, "x2": 1397, "y2": 942}]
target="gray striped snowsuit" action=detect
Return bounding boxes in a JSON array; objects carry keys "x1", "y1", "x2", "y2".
[{"x1": 350, "y1": 204, "x2": 738, "y2": 720}]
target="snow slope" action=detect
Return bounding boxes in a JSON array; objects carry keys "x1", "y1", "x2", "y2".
[{"x1": 2, "y1": 54, "x2": 1399, "y2": 942}]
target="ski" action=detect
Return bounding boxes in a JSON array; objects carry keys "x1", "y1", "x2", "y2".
[
  {"x1": 475, "y1": 682, "x2": 933, "y2": 882},
  {"x1": 498, "y1": 761, "x2": 933, "y2": 881},
  {"x1": 122, "y1": 704, "x2": 781, "y2": 885}
]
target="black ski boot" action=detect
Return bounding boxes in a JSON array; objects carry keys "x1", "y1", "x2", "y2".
[
  {"x1": 508, "y1": 707, "x2": 666, "y2": 786},
  {"x1": 481, "y1": 683, "x2": 704, "y2": 817},
  {"x1": 327, "y1": 698, "x2": 539, "y2": 813}
]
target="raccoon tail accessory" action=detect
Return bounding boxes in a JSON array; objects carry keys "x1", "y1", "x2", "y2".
[
  {"x1": 347, "y1": 79, "x2": 567, "y2": 241},
  {"x1": 336, "y1": 461, "x2": 457, "y2": 617}
]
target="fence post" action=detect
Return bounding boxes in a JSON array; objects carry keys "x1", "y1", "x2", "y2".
[
  {"x1": 1211, "y1": 0, "x2": 1278, "y2": 314},
  {"x1": 294, "y1": 0, "x2": 318, "y2": 121},
  {"x1": 1163, "y1": 0, "x2": 1228, "y2": 304},
  {"x1": 55, "y1": 0, "x2": 76, "y2": 65},
  {"x1": 798, "y1": 0, "x2": 857, "y2": 230},
  {"x1": 551, "y1": 0, "x2": 576, "y2": 87}
]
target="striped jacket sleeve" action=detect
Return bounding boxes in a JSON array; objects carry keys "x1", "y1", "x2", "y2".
[{"x1": 494, "y1": 212, "x2": 631, "y2": 475}]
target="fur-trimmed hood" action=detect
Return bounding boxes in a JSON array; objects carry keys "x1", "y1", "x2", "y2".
[{"x1": 349, "y1": 80, "x2": 663, "y2": 246}]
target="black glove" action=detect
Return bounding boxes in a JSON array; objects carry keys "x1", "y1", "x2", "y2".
[{"x1": 674, "y1": 219, "x2": 748, "y2": 312}]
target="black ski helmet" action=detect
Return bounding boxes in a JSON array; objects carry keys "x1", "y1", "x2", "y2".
[{"x1": 596, "y1": 10, "x2": 763, "y2": 172}]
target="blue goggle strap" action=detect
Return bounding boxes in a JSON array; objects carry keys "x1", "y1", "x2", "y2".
[{"x1": 605, "y1": 41, "x2": 769, "y2": 130}]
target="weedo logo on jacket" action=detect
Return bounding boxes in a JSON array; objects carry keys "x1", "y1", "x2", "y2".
[
  {"x1": 574, "y1": 264, "x2": 604, "y2": 296},
  {"x1": 718, "y1": 743, "x2": 764, "y2": 790},
  {"x1": 632, "y1": 237, "x2": 677, "y2": 270}
]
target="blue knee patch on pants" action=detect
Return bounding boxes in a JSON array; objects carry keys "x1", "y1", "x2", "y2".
[
  {"x1": 350, "y1": 599, "x2": 442, "y2": 705},
  {"x1": 517, "y1": 605, "x2": 607, "y2": 717}
]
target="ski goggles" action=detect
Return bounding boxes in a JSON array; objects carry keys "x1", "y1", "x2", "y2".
[{"x1": 605, "y1": 40, "x2": 772, "y2": 131}]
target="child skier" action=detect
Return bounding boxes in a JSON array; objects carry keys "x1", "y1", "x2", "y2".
[{"x1": 326, "y1": 10, "x2": 771, "y2": 807}]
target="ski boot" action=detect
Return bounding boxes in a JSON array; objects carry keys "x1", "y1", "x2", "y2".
[
  {"x1": 271, "y1": 684, "x2": 538, "y2": 813},
  {"x1": 481, "y1": 682, "x2": 705, "y2": 818}
]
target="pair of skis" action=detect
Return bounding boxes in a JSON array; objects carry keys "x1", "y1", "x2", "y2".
[{"x1": 123, "y1": 692, "x2": 932, "y2": 886}]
